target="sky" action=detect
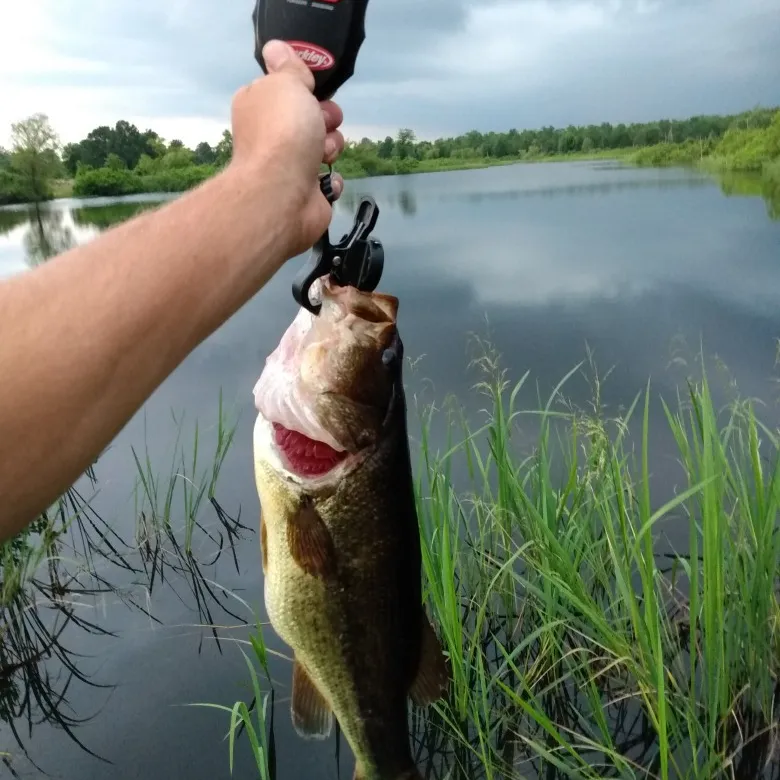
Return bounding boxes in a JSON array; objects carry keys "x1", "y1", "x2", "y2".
[{"x1": 0, "y1": 0, "x2": 778, "y2": 149}]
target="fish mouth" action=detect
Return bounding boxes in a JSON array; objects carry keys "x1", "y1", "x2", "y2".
[
  {"x1": 254, "y1": 412, "x2": 366, "y2": 488},
  {"x1": 272, "y1": 422, "x2": 350, "y2": 478}
]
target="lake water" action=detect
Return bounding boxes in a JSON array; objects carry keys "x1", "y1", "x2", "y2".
[{"x1": 1, "y1": 160, "x2": 779, "y2": 778}]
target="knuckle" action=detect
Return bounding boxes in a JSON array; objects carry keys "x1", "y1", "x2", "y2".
[{"x1": 233, "y1": 81, "x2": 254, "y2": 104}]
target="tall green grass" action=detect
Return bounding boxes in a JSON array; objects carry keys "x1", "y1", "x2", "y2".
[
  {"x1": 131, "y1": 390, "x2": 253, "y2": 647},
  {"x1": 412, "y1": 348, "x2": 780, "y2": 779},
  {"x1": 224, "y1": 346, "x2": 780, "y2": 779}
]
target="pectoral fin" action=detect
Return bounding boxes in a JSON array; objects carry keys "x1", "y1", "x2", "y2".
[
  {"x1": 292, "y1": 659, "x2": 333, "y2": 739},
  {"x1": 409, "y1": 613, "x2": 450, "y2": 706},
  {"x1": 287, "y1": 499, "x2": 336, "y2": 579},
  {"x1": 260, "y1": 513, "x2": 268, "y2": 573}
]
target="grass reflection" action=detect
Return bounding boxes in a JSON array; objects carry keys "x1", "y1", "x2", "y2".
[{"x1": 0, "y1": 393, "x2": 253, "y2": 775}]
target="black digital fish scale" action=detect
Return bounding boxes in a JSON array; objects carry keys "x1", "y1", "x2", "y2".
[{"x1": 252, "y1": 0, "x2": 384, "y2": 314}]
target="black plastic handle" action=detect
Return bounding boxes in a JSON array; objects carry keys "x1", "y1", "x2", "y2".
[
  {"x1": 252, "y1": 0, "x2": 370, "y2": 102},
  {"x1": 320, "y1": 171, "x2": 337, "y2": 205}
]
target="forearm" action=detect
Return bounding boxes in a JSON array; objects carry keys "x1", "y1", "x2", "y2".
[{"x1": 0, "y1": 159, "x2": 292, "y2": 539}]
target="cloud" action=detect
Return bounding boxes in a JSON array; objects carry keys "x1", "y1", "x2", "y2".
[{"x1": 0, "y1": 0, "x2": 777, "y2": 147}]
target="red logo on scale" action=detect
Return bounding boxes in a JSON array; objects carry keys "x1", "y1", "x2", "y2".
[{"x1": 288, "y1": 41, "x2": 335, "y2": 70}]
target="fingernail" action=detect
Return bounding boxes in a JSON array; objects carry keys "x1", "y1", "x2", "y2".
[
  {"x1": 331, "y1": 176, "x2": 344, "y2": 198},
  {"x1": 325, "y1": 138, "x2": 337, "y2": 159},
  {"x1": 263, "y1": 40, "x2": 291, "y2": 70}
]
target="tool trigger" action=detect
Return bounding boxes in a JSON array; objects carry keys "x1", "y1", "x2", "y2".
[{"x1": 319, "y1": 166, "x2": 336, "y2": 205}]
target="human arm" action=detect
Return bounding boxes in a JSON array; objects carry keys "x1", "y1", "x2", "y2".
[{"x1": 0, "y1": 41, "x2": 345, "y2": 541}]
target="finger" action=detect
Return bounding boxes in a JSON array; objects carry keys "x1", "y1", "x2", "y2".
[
  {"x1": 330, "y1": 173, "x2": 344, "y2": 201},
  {"x1": 320, "y1": 101, "x2": 344, "y2": 133},
  {"x1": 324, "y1": 130, "x2": 345, "y2": 165},
  {"x1": 262, "y1": 40, "x2": 315, "y2": 92}
]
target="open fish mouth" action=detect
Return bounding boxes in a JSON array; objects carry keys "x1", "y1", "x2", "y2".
[
  {"x1": 271, "y1": 422, "x2": 349, "y2": 478},
  {"x1": 253, "y1": 410, "x2": 365, "y2": 488}
]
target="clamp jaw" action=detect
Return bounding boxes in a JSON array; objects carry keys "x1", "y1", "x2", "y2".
[{"x1": 292, "y1": 173, "x2": 385, "y2": 315}]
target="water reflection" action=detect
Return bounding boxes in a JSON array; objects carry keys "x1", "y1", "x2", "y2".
[
  {"x1": 716, "y1": 169, "x2": 780, "y2": 221},
  {"x1": 0, "y1": 210, "x2": 29, "y2": 237},
  {"x1": 71, "y1": 201, "x2": 161, "y2": 230},
  {"x1": 398, "y1": 189, "x2": 417, "y2": 216},
  {"x1": 0, "y1": 401, "x2": 253, "y2": 775},
  {"x1": 337, "y1": 185, "x2": 418, "y2": 218},
  {"x1": 335, "y1": 164, "x2": 780, "y2": 221},
  {"x1": 23, "y1": 210, "x2": 77, "y2": 267}
]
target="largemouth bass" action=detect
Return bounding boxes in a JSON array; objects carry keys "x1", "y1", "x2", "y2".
[{"x1": 252, "y1": 278, "x2": 449, "y2": 780}]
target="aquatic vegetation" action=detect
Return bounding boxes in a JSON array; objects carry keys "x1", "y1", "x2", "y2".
[
  {"x1": 223, "y1": 344, "x2": 780, "y2": 779},
  {"x1": 0, "y1": 394, "x2": 251, "y2": 773},
  {"x1": 411, "y1": 347, "x2": 780, "y2": 779},
  {"x1": 631, "y1": 109, "x2": 780, "y2": 173},
  {"x1": 131, "y1": 390, "x2": 253, "y2": 649},
  {"x1": 629, "y1": 139, "x2": 714, "y2": 167}
]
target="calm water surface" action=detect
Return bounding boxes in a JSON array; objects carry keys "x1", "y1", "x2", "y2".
[{"x1": 1, "y1": 160, "x2": 779, "y2": 778}]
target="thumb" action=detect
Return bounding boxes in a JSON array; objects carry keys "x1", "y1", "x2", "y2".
[{"x1": 262, "y1": 40, "x2": 316, "y2": 92}]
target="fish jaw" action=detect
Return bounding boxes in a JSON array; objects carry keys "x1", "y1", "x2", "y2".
[
  {"x1": 253, "y1": 278, "x2": 400, "y2": 457},
  {"x1": 252, "y1": 302, "x2": 346, "y2": 451}
]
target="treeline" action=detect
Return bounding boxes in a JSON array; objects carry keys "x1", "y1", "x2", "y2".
[
  {"x1": 63, "y1": 121, "x2": 234, "y2": 197},
  {"x1": 2, "y1": 105, "x2": 779, "y2": 205},
  {"x1": 335, "y1": 105, "x2": 780, "y2": 178},
  {"x1": 630, "y1": 109, "x2": 780, "y2": 171}
]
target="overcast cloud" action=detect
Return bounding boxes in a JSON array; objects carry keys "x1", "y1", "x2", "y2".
[{"x1": 0, "y1": 0, "x2": 778, "y2": 147}]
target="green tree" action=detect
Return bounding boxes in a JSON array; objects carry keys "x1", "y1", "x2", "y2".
[
  {"x1": 61, "y1": 143, "x2": 83, "y2": 176},
  {"x1": 377, "y1": 136, "x2": 394, "y2": 159},
  {"x1": 142, "y1": 130, "x2": 167, "y2": 159},
  {"x1": 10, "y1": 113, "x2": 62, "y2": 214},
  {"x1": 194, "y1": 142, "x2": 216, "y2": 166},
  {"x1": 105, "y1": 153, "x2": 127, "y2": 171},
  {"x1": 162, "y1": 148, "x2": 194, "y2": 169},
  {"x1": 111, "y1": 120, "x2": 148, "y2": 169},
  {"x1": 395, "y1": 129, "x2": 416, "y2": 160},
  {"x1": 79, "y1": 125, "x2": 113, "y2": 169},
  {"x1": 135, "y1": 154, "x2": 158, "y2": 176},
  {"x1": 215, "y1": 130, "x2": 233, "y2": 166}
]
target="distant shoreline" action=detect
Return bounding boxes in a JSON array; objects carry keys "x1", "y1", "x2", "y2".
[{"x1": 19, "y1": 149, "x2": 631, "y2": 206}]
